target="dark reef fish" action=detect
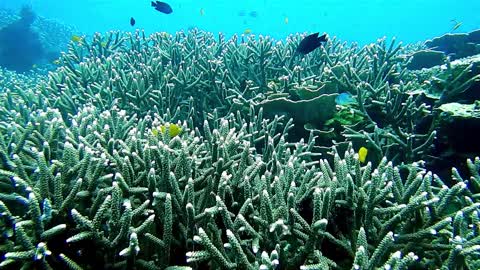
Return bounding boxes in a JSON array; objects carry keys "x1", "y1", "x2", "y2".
[
  {"x1": 287, "y1": 32, "x2": 328, "y2": 69},
  {"x1": 296, "y1": 32, "x2": 328, "y2": 55},
  {"x1": 130, "y1": 17, "x2": 136, "y2": 26},
  {"x1": 151, "y1": 1, "x2": 173, "y2": 14},
  {"x1": 296, "y1": 32, "x2": 327, "y2": 55},
  {"x1": 0, "y1": 5, "x2": 45, "y2": 72}
]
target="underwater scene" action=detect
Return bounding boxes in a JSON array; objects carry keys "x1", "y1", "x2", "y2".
[{"x1": 1, "y1": 0, "x2": 480, "y2": 269}]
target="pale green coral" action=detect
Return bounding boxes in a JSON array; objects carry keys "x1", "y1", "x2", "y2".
[
  {"x1": 0, "y1": 103, "x2": 479, "y2": 269},
  {"x1": 1, "y1": 28, "x2": 480, "y2": 270}
]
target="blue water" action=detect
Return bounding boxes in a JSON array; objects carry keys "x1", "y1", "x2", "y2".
[{"x1": 2, "y1": 0, "x2": 479, "y2": 45}]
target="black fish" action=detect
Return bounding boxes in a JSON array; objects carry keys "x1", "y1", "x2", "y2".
[
  {"x1": 296, "y1": 32, "x2": 328, "y2": 55},
  {"x1": 151, "y1": 1, "x2": 173, "y2": 14},
  {"x1": 130, "y1": 17, "x2": 135, "y2": 26}
]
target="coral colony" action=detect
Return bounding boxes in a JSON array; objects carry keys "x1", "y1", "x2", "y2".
[{"x1": 1, "y1": 20, "x2": 480, "y2": 269}]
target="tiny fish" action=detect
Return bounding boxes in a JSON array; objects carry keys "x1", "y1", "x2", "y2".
[
  {"x1": 244, "y1": 29, "x2": 252, "y2": 34},
  {"x1": 358, "y1": 147, "x2": 368, "y2": 163},
  {"x1": 238, "y1": 10, "x2": 246, "y2": 17},
  {"x1": 296, "y1": 32, "x2": 328, "y2": 55},
  {"x1": 335, "y1": 92, "x2": 356, "y2": 105},
  {"x1": 71, "y1": 35, "x2": 83, "y2": 43},
  {"x1": 130, "y1": 17, "x2": 136, "y2": 26},
  {"x1": 249, "y1": 11, "x2": 258, "y2": 18},
  {"x1": 151, "y1": 1, "x2": 173, "y2": 14},
  {"x1": 284, "y1": 16, "x2": 289, "y2": 24},
  {"x1": 200, "y1": 8, "x2": 204, "y2": 16},
  {"x1": 152, "y1": 123, "x2": 182, "y2": 138},
  {"x1": 451, "y1": 20, "x2": 462, "y2": 32}
]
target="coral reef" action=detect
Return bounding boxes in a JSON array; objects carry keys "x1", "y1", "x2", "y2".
[
  {"x1": 257, "y1": 93, "x2": 337, "y2": 126},
  {"x1": 0, "y1": 7, "x2": 75, "y2": 72},
  {"x1": 1, "y1": 28, "x2": 480, "y2": 269},
  {"x1": 425, "y1": 29, "x2": 480, "y2": 60},
  {"x1": 406, "y1": 49, "x2": 446, "y2": 70},
  {"x1": 0, "y1": 67, "x2": 43, "y2": 91},
  {"x1": 0, "y1": 103, "x2": 479, "y2": 269},
  {"x1": 0, "y1": 6, "x2": 44, "y2": 72},
  {"x1": 21, "y1": 32, "x2": 423, "y2": 164},
  {"x1": 409, "y1": 54, "x2": 480, "y2": 105},
  {"x1": 5, "y1": 27, "x2": 478, "y2": 165}
]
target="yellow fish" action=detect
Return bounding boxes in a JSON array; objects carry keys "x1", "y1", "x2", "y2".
[
  {"x1": 358, "y1": 147, "x2": 368, "y2": 163},
  {"x1": 152, "y1": 123, "x2": 182, "y2": 137},
  {"x1": 200, "y1": 8, "x2": 205, "y2": 16},
  {"x1": 100, "y1": 42, "x2": 107, "y2": 48},
  {"x1": 71, "y1": 35, "x2": 83, "y2": 43},
  {"x1": 243, "y1": 29, "x2": 252, "y2": 34},
  {"x1": 32, "y1": 64, "x2": 37, "y2": 68},
  {"x1": 53, "y1": 59, "x2": 61, "y2": 65},
  {"x1": 284, "y1": 16, "x2": 289, "y2": 24}
]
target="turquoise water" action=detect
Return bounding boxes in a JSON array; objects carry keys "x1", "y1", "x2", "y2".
[{"x1": 2, "y1": 0, "x2": 479, "y2": 44}]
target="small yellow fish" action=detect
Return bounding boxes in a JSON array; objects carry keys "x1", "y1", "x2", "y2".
[
  {"x1": 200, "y1": 8, "x2": 204, "y2": 16},
  {"x1": 152, "y1": 123, "x2": 182, "y2": 138},
  {"x1": 53, "y1": 59, "x2": 61, "y2": 65},
  {"x1": 244, "y1": 29, "x2": 252, "y2": 34},
  {"x1": 358, "y1": 147, "x2": 368, "y2": 163},
  {"x1": 284, "y1": 16, "x2": 289, "y2": 24},
  {"x1": 100, "y1": 42, "x2": 107, "y2": 48},
  {"x1": 71, "y1": 35, "x2": 83, "y2": 43}
]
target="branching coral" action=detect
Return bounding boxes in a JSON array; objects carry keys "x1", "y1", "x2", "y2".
[
  {"x1": 34, "y1": 30, "x2": 459, "y2": 165},
  {"x1": 0, "y1": 102, "x2": 479, "y2": 269},
  {"x1": 1, "y1": 27, "x2": 480, "y2": 270}
]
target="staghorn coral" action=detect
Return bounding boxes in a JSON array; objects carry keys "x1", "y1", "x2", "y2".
[
  {"x1": 1, "y1": 28, "x2": 480, "y2": 269},
  {"x1": 0, "y1": 101, "x2": 479, "y2": 269},
  {"x1": 42, "y1": 29, "x2": 474, "y2": 165},
  {"x1": 0, "y1": 67, "x2": 44, "y2": 94},
  {"x1": 3, "y1": 27, "x2": 480, "y2": 166}
]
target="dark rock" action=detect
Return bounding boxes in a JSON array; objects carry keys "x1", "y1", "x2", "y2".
[
  {"x1": 406, "y1": 49, "x2": 446, "y2": 70},
  {"x1": 425, "y1": 30, "x2": 480, "y2": 60},
  {"x1": 468, "y1": 29, "x2": 480, "y2": 43},
  {"x1": 0, "y1": 6, "x2": 45, "y2": 72},
  {"x1": 429, "y1": 102, "x2": 480, "y2": 181}
]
